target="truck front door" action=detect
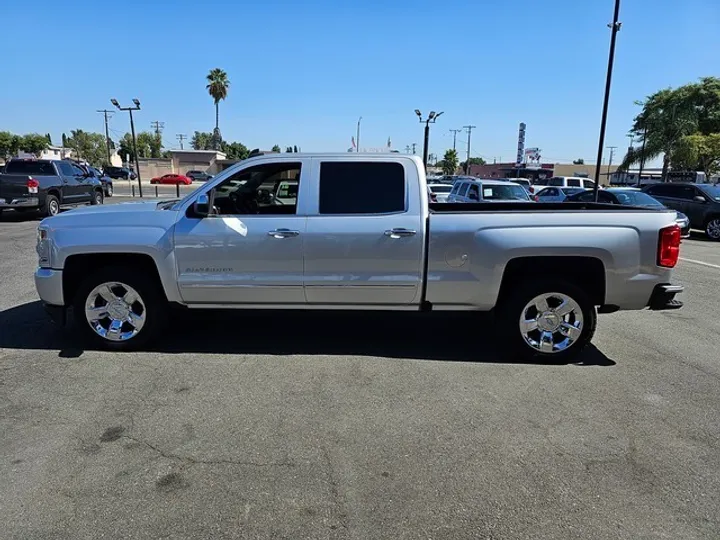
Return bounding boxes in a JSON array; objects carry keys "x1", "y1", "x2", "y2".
[
  {"x1": 303, "y1": 159, "x2": 425, "y2": 306},
  {"x1": 173, "y1": 160, "x2": 307, "y2": 305}
]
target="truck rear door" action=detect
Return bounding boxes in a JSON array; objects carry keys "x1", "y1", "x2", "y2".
[{"x1": 303, "y1": 158, "x2": 425, "y2": 305}]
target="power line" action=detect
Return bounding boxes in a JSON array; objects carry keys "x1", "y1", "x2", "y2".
[
  {"x1": 463, "y1": 125, "x2": 476, "y2": 173},
  {"x1": 176, "y1": 134, "x2": 187, "y2": 150},
  {"x1": 96, "y1": 109, "x2": 114, "y2": 163},
  {"x1": 449, "y1": 129, "x2": 462, "y2": 151},
  {"x1": 150, "y1": 121, "x2": 165, "y2": 137}
]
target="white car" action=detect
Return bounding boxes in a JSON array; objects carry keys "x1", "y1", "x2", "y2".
[
  {"x1": 447, "y1": 178, "x2": 531, "y2": 203},
  {"x1": 428, "y1": 183, "x2": 452, "y2": 203}
]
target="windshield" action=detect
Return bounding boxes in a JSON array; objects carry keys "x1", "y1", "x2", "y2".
[
  {"x1": 561, "y1": 188, "x2": 586, "y2": 195},
  {"x1": 548, "y1": 178, "x2": 565, "y2": 186},
  {"x1": 482, "y1": 184, "x2": 530, "y2": 201},
  {"x1": 700, "y1": 185, "x2": 720, "y2": 201},
  {"x1": 612, "y1": 190, "x2": 665, "y2": 207}
]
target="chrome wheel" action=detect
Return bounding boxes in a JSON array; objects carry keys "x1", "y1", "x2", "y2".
[
  {"x1": 84, "y1": 282, "x2": 146, "y2": 342},
  {"x1": 48, "y1": 199, "x2": 59, "y2": 216},
  {"x1": 706, "y1": 219, "x2": 720, "y2": 239},
  {"x1": 519, "y1": 292, "x2": 584, "y2": 354}
]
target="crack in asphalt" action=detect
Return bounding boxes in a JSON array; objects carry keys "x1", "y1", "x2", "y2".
[{"x1": 122, "y1": 434, "x2": 296, "y2": 468}]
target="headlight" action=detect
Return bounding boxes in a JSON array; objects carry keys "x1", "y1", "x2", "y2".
[{"x1": 36, "y1": 227, "x2": 51, "y2": 267}]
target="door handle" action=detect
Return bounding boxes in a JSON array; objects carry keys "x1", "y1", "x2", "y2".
[
  {"x1": 384, "y1": 228, "x2": 417, "y2": 238},
  {"x1": 268, "y1": 228, "x2": 300, "y2": 238}
]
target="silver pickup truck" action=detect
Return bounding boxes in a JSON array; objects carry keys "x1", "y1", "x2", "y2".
[{"x1": 34, "y1": 153, "x2": 684, "y2": 360}]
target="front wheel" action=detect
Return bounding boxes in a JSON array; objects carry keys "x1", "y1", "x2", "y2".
[
  {"x1": 73, "y1": 267, "x2": 166, "y2": 351},
  {"x1": 705, "y1": 218, "x2": 720, "y2": 240},
  {"x1": 106, "y1": 185, "x2": 113, "y2": 197},
  {"x1": 496, "y1": 280, "x2": 597, "y2": 362}
]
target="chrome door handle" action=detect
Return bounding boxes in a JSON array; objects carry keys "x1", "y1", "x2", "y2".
[
  {"x1": 384, "y1": 228, "x2": 417, "y2": 238},
  {"x1": 268, "y1": 228, "x2": 300, "y2": 238}
]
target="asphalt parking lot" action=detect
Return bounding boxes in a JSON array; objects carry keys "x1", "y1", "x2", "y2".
[{"x1": 1, "y1": 201, "x2": 719, "y2": 539}]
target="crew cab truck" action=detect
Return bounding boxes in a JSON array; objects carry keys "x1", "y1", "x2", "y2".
[
  {"x1": 0, "y1": 159, "x2": 104, "y2": 217},
  {"x1": 34, "y1": 154, "x2": 684, "y2": 361}
]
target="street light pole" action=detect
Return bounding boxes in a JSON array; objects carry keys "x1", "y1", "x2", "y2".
[
  {"x1": 111, "y1": 98, "x2": 143, "y2": 197},
  {"x1": 416, "y1": 109, "x2": 443, "y2": 172},
  {"x1": 592, "y1": 0, "x2": 622, "y2": 202},
  {"x1": 356, "y1": 117, "x2": 362, "y2": 153}
]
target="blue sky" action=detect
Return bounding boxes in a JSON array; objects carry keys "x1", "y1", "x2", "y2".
[{"x1": 1, "y1": 0, "x2": 718, "y2": 165}]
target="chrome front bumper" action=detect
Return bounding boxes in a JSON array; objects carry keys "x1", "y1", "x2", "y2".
[
  {"x1": 34, "y1": 267, "x2": 65, "y2": 306},
  {"x1": 0, "y1": 196, "x2": 39, "y2": 209}
]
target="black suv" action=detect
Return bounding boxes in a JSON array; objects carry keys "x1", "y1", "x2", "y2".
[
  {"x1": 642, "y1": 182, "x2": 720, "y2": 239},
  {"x1": 104, "y1": 166, "x2": 137, "y2": 180}
]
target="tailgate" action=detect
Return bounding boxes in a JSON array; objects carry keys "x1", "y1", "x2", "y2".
[{"x1": 0, "y1": 174, "x2": 34, "y2": 200}]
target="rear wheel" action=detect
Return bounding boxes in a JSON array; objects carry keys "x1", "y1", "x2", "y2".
[
  {"x1": 705, "y1": 218, "x2": 720, "y2": 240},
  {"x1": 43, "y1": 195, "x2": 60, "y2": 217},
  {"x1": 73, "y1": 267, "x2": 166, "y2": 351},
  {"x1": 496, "y1": 279, "x2": 597, "y2": 362}
]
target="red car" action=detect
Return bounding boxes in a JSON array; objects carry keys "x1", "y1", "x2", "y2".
[{"x1": 150, "y1": 174, "x2": 192, "y2": 185}]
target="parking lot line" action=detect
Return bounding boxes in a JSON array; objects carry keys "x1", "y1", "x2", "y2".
[{"x1": 679, "y1": 257, "x2": 720, "y2": 269}]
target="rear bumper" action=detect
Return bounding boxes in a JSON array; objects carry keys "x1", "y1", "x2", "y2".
[
  {"x1": 647, "y1": 284, "x2": 684, "y2": 311},
  {"x1": 0, "y1": 196, "x2": 39, "y2": 209}
]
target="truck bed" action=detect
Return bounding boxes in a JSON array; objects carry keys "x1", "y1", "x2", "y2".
[{"x1": 429, "y1": 201, "x2": 671, "y2": 213}]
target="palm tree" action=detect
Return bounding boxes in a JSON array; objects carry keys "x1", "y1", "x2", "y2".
[{"x1": 206, "y1": 68, "x2": 230, "y2": 133}]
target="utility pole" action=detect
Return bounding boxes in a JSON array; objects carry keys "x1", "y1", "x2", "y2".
[
  {"x1": 151, "y1": 120, "x2": 165, "y2": 137},
  {"x1": 606, "y1": 146, "x2": 617, "y2": 180},
  {"x1": 356, "y1": 117, "x2": 362, "y2": 153},
  {"x1": 592, "y1": 0, "x2": 622, "y2": 201},
  {"x1": 463, "y1": 125, "x2": 476, "y2": 174},
  {"x1": 411, "y1": 143, "x2": 417, "y2": 155},
  {"x1": 449, "y1": 129, "x2": 462, "y2": 151},
  {"x1": 96, "y1": 109, "x2": 114, "y2": 164},
  {"x1": 176, "y1": 134, "x2": 187, "y2": 150},
  {"x1": 405, "y1": 145, "x2": 411, "y2": 154}
]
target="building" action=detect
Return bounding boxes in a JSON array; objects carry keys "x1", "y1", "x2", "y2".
[
  {"x1": 165, "y1": 149, "x2": 227, "y2": 175},
  {"x1": 467, "y1": 161, "x2": 619, "y2": 183},
  {"x1": 16, "y1": 145, "x2": 75, "y2": 161}
]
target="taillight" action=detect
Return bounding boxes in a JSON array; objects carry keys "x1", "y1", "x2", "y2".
[
  {"x1": 657, "y1": 224, "x2": 681, "y2": 268},
  {"x1": 27, "y1": 177, "x2": 39, "y2": 194}
]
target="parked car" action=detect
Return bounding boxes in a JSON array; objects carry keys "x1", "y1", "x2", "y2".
[
  {"x1": 186, "y1": 170, "x2": 213, "y2": 182},
  {"x1": 150, "y1": 174, "x2": 192, "y2": 185},
  {"x1": 428, "y1": 183, "x2": 452, "y2": 202},
  {"x1": 533, "y1": 187, "x2": 587, "y2": 202},
  {"x1": 86, "y1": 166, "x2": 113, "y2": 197},
  {"x1": 641, "y1": 182, "x2": 720, "y2": 239},
  {"x1": 447, "y1": 178, "x2": 532, "y2": 202},
  {"x1": 0, "y1": 158, "x2": 104, "y2": 217},
  {"x1": 565, "y1": 188, "x2": 691, "y2": 237},
  {"x1": 34, "y1": 154, "x2": 683, "y2": 361},
  {"x1": 103, "y1": 166, "x2": 137, "y2": 180},
  {"x1": 533, "y1": 176, "x2": 598, "y2": 191}
]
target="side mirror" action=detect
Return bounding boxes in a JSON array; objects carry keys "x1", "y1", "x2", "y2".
[
  {"x1": 194, "y1": 193, "x2": 212, "y2": 216},
  {"x1": 693, "y1": 195, "x2": 706, "y2": 203}
]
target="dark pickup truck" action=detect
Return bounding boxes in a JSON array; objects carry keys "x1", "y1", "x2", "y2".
[{"x1": 0, "y1": 159, "x2": 105, "y2": 217}]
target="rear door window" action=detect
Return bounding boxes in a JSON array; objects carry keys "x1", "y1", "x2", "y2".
[
  {"x1": 567, "y1": 178, "x2": 581, "y2": 187},
  {"x1": 57, "y1": 162, "x2": 75, "y2": 176},
  {"x1": 582, "y1": 179, "x2": 595, "y2": 189},
  {"x1": 319, "y1": 161, "x2": 405, "y2": 214},
  {"x1": 548, "y1": 177, "x2": 565, "y2": 186}
]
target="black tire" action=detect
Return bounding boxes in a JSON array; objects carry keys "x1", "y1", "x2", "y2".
[
  {"x1": 106, "y1": 185, "x2": 113, "y2": 197},
  {"x1": 91, "y1": 190, "x2": 104, "y2": 205},
  {"x1": 43, "y1": 194, "x2": 60, "y2": 217},
  {"x1": 704, "y1": 217, "x2": 720, "y2": 240},
  {"x1": 495, "y1": 279, "x2": 597, "y2": 362},
  {"x1": 72, "y1": 266, "x2": 167, "y2": 351}
]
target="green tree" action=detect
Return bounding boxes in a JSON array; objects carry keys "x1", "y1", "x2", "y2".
[
  {"x1": 206, "y1": 68, "x2": 229, "y2": 133},
  {"x1": 293, "y1": 145, "x2": 298, "y2": 153},
  {"x1": 442, "y1": 149, "x2": 459, "y2": 175},
  {"x1": 285, "y1": 146, "x2": 293, "y2": 153},
  {"x1": 460, "y1": 156, "x2": 486, "y2": 170},
  {"x1": 191, "y1": 131, "x2": 213, "y2": 150},
  {"x1": 271, "y1": 144, "x2": 281, "y2": 153},
  {"x1": 61, "y1": 133, "x2": 68, "y2": 147},
  {"x1": 221, "y1": 141, "x2": 249, "y2": 160},
  {"x1": 0, "y1": 131, "x2": 21, "y2": 160},
  {"x1": 64, "y1": 130, "x2": 108, "y2": 166},
  {"x1": 136, "y1": 132, "x2": 161, "y2": 158},
  {"x1": 573, "y1": 158, "x2": 585, "y2": 165},
  {"x1": 19, "y1": 133, "x2": 50, "y2": 157},
  {"x1": 45, "y1": 133, "x2": 52, "y2": 144},
  {"x1": 622, "y1": 77, "x2": 720, "y2": 180},
  {"x1": 672, "y1": 133, "x2": 720, "y2": 179}
]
